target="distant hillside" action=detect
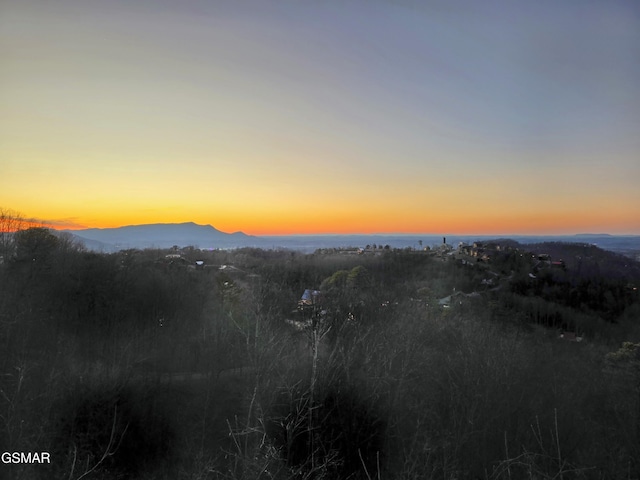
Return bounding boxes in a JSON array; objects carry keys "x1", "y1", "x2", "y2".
[
  {"x1": 261, "y1": 234, "x2": 640, "y2": 257},
  {"x1": 521, "y1": 241, "x2": 640, "y2": 282},
  {"x1": 520, "y1": 234, "x2": 640, "y2": 259},
  {"x1": 58, "y1": 225, "x2": 640, "y2": 257},
  {"x1": 62, "y1": 222, "x2": 265, "y2": 251},
  {"x1": 55, "y1": 232, "x2": 114, "y2": 252}
]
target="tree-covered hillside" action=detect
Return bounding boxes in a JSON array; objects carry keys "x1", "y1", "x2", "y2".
[{"x1": 1, "y1": 227, "x2": 640, "y2": 479}]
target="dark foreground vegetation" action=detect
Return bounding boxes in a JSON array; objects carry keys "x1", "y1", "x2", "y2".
[{"x1": 1, "y1": 227, "x2": 640, "y2": 479}]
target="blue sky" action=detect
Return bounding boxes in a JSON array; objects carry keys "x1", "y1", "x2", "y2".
[{"x1": 1, "y1": 0, "x2": 639, "y2": 233}]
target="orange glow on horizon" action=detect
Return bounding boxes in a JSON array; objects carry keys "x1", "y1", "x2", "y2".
[
  {"x1": 34, "y1": 209, "x2": 639, "y2": 237},
  {"x1": 2, "y1": 1, "x2": 639, "y2": 241}
]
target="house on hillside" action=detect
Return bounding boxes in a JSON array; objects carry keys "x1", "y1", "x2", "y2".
[
  {"x1": 460, "y1": 245, "x2": 473, "y2": 256},
  {"x1": 298, "y1": 289, "x2": 322, "y2": 310},
  {"x1": 161, "y1": 254, "x2": 189, "y2": 267},
  {"x1": 297, "y1": 289, "x2": 326, "y2": 323},
  {"x1": 218, "y1": 264, "x2": 244, "y2": 274},
  {"x1": 438, "y1": 296, "x2": 453, "y2": 308},
  {"x1": 438, "y1": 291, "x2": 466, "y2": 308}
]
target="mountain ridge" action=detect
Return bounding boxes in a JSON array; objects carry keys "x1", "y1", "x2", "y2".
[
  {"x1": 59, "y1": 223, "x2": 640, "y2": 257},
  {"x1": 61, "y1": 222, "x2": 263, "y2": 252}
]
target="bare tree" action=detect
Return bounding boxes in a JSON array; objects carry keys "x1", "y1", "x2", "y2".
[{"x1": 0, "y1": 207, "x2": 26, "y2": 260}]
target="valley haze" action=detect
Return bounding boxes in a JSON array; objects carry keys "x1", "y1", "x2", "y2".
[{"x1": 61, "y1": 222, "x2": 640, "y2": 257}]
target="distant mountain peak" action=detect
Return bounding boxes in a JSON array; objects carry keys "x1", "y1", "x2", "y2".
[
  {"x1": 575, "y1": 233, "x2": 612, "y2": 237},
  {"x1": 61, "y1": 222, "x2": 262, "y2": 252}
]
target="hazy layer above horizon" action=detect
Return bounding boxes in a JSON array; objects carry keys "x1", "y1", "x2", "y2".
[{"x1": 1, "y1": 1, "x2": 638, "y2": 234}]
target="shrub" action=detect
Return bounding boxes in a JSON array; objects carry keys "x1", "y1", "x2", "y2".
[
  {"x1": 51, "y1": 384, "x2": 175, "y2": 479},
  {"x1": 265, "y1": 377, "x2": 385, "y2": 479}
]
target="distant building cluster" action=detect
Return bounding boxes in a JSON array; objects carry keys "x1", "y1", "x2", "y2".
[
  {"x1": 458, "y1": 241, "x2": 511, "y2": 263},
  {"x1": 457, "y1": 241, "x2": 566, "y2": 270}
]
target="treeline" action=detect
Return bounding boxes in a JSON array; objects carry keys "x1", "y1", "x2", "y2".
[{"x1": 1, "y1": 227, "x2": 640, "y2": 479}]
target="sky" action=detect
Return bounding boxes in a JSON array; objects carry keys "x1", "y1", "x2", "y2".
[{"x1": 1, "y1": 0, "x2": 639, "y2": 235}]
